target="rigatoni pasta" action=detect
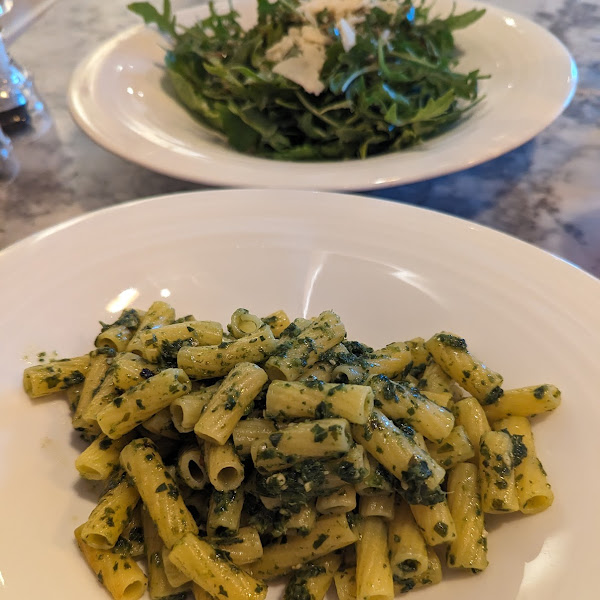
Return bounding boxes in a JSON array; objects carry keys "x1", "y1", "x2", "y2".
[{"x1": 23, "y1": 303, "x2": 560, "y2": 600}]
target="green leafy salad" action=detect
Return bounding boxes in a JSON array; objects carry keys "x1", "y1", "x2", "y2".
[{"x1": 129, "y1": 0, "x2": 486, "y2": 160}]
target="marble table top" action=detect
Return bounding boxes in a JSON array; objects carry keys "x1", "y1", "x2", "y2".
[{"x1": 1, "y1": 0, "x2": 599, "y2": 275}]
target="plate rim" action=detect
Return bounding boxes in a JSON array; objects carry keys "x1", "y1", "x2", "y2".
[
  {"x1": 1, "y1": 187, "x2": 596, "y2": 287},
  {"x1": 67, "y1": 0, "x2": 578, "y2": 191}
]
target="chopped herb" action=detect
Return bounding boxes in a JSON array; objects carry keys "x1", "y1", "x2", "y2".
[
  {"x1": 492, "y1": 498, "x2": 507, "y2": 511},
  {"x1": 62, "y1": 370, "x2": 85, "y2": 388},
  {"x1": 269, "y1": 432, "x2": 283, "y2": 447},
  {"x1": 139, "y1": 368, "x2": 154, "y2": 379},
  {"x1": 311, "y1": 424, "x2": 328, "y2": 443},
  {"x1": 483, "y1": 386, "x2": 504, "y2": 405},
  {"x1": 501, "y1": 429, "x2": 528, "y2": 467},
  {"x1": 433, "y1": 521, "x2": 448, "y2": 537},
  {"x1": 436, "y1": 333, "x2": 467, "y2": 350},
  {"x1": 99, "y1": 438, "x2": 113, "y2": 450}
]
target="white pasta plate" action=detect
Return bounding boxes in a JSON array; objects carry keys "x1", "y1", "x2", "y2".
[
  {"x1": 67, "y1": 0, "x2": 577, "y2": 191},
  {"x1": 0, "y1": 189, "x2": 598, "y2": 599}
]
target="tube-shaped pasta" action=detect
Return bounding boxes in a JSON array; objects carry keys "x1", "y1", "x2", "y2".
[
  {"x1": 283, "y1": 553, "x2": 342, "y2": 600},
  {"x1": 323, "y1": 444, "x2": 370, "y2": 488},
  {"x1": 331, "y1": 355, "x2": 409, "y2": 385},
  {"x1": 168, "y1": 532, "x2": 268, "y2": 600},
  {"x1": 116, "y1": 505, "x2": 145, "y2": 558},
  {"x1": 97, "y1": 368, "x2": 191, "y2": 439},
  {"x1": 479, "y1": 431, "x2": 519, "y2": 514},
  {"x1": 421, "y1": 390, "x2": 454, "y2": 409},
  {"x1": 177, "y1": 325, "x2": 277, "y2": 379},
  {"x1": 286, "y1": 502, "x2": 317, "y2": 535},
  {"x1": 137, "y1": 320, "x2": 223, "y2": 363},
  {"x1": 82, "y1": 365, "x2": 118, "y2": 423},
  {"x1": 351, "y1": 410, "x2": 445, "y2": 492},
  {"x1": 374, "y1": 342, "x2": 413, "y2": 369},
  {"x1": 142, "y1": 505, "x2": 191, "y2": 599},
  {"x1": 299, "y1": 363, "x2": 335, "y2": 382},
  {"x1": 95, "y1": 309, "x2": 144, "y2": 352},
  {"x1": 405, "y1": 338, "x2": 429, "y2": 369},
  {"x1": 420, "y1": 360, "x2": 456, "y2": 395},
  {"x1": 85, "y1": 352, "x2": 160, "y2": 423},
  {"x1": 330, "y1": 364, "x2": 365, "y2": 384},
  {"x1": 251, "y1": 418, "x2": 353, "y2": 473},
  {"x1": 177, "y1": 444, "x2": 208, "y2": 490},
  {"x1": 72, "y1": 350, "x2": 114, "y2": 433},
  {"x1": 425, "y1": 425, "x2": 474, "y2": 469},
  {"x1": 162, "y1": 546, "x2": 192, "y2": 588},
  {"x1": 74, "y1": 525, "x2": 148, "y2": 600},
  {"x1": 126, "y1": 300, "x2": 176, "y2": 355},
  {"x1": 111, "y1": 352, "x2": 157, "y2": 391},
  {"x1": 368, "y1": 375, "x2": 455, "y2": 442},
  {"x1": 388, "y1": 498, "x2": 428, "y2": 578},
  {"x1": 194, "y1": 362, "x2": 268, "y2": 445},
  {"x1": 393, "y1": 548, "x2": 442, "y2": 594},
  {"x1": 81, "y1": 471, "x2": 140, "y2": 549},
  {"x1": 446, "y1": 462, "x2": 488, "y2": 571},
  {"x1": 262, "y1": 309, "x2": 291, "y2": 338},
  {"x1": 367, "y1": 352, "x2": 411, "y2": 380},
  {"x1": 300, "y1": 343, "x2": 348, "y2": 383},
  {"x1": 356, "y1": 516, "x2": 394, "y2": 600},
  {"x1": 316, "y1": 484, "x2": 357, "y2": 515},
  {"x1": 493, "y1": 416, "x2": 554, "y2": 514},
  {"x1": 453, "y1": 397, "x2": 491, "y2": 464},
  {"x1": 205, "y1": 440, "x2": 245, "y2": 491},
  {"x1": 232, "y1": 418, "x2": 277, "y2": 456},
  {"x1": 192, "y1": 584, "x2": 215, "y2": 600},
  {"x1": 279, "y1": 317, "x2": 313, "y2": 339},
  {"x1": 143, "y1": 407, "x2": 182, "y2": 440},
  {"x1": 66, "y1": 383, "x2": 83, "y2": 415},
  {"x1": 484, "y1": 384, "x2": 561, "y2": 422},
  {"x1": 211, "y1": 526, "x2": 264, "y2": 565},
  {"x1": 120, "y1": 437, "x2": 198, "y2": 548},
  {"x1": 23, "y1": 354, "x2": 90, "y2": 398},
  {"x1": 335, "y1": 567, "x2": 357, "y2": 600},
  {"x1": 264, "y1": 311, "x2": 347, "y2": 381},
  {"x1": 75, "y1": 432, "x2": 135, "y2": 480},
  {"x1": 170, "y1": 383, "x2": 220, "y2": 433},
  {"x1": 424, "y1": 332, "x2": 504, "y2": 405},
  {"x1": 410, "y1": 499, "x2": 457, "y2": 546},
  {"x1": 247, "y1": 513, "x2": 358, "y2": 579},
  {"x1": 355, "y1": 455, "x2": 393, "y2": 496},
  {"x1": 266, "y1": 380, "x2": 374, "y2": 424},
  {"x1": 358, "y1": 492, "x2": 395, "y2": 519},
  {"x1": 207, "y1": 487, "x2": 245, "y2": 535},
  {"x1": 228, "y1": 308, "x2": 264, "y2": 338}
]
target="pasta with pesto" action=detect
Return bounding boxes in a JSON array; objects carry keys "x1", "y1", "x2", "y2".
[{"x1": 23, "y1": 302, "x2": 560, "y2": 600}]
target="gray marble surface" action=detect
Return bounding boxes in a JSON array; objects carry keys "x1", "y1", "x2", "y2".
[{"x1": 1, "y1": 0, "x2": 599, "y2": 275}]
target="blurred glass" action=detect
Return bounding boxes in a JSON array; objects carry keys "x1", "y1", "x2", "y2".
[
  {"x1": 0, "y1": 0, "x2": 51, "y2": 142},
  {"x1": 0, "y1": 1, "x2": 13, "y2": 18},
  {"x1": 0, "y1": 124, "x2": 18, "y2": 182}
]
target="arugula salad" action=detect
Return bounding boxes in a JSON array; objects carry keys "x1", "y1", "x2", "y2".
[{"x1": 129, "y1": 0, "x2": 486, "y2": 160}]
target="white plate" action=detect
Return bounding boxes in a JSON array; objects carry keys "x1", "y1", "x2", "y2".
[
  {"x1": 1, "y1": 189, "x2": 598, "y2": 600},
  {"x1": 67, "y1": 0, "x2": 577, "y2": 191}
]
